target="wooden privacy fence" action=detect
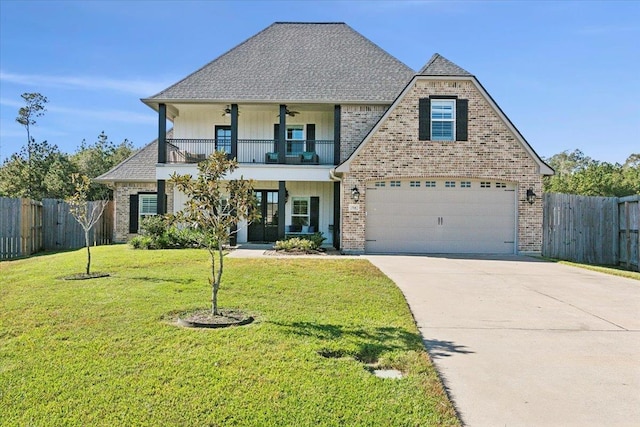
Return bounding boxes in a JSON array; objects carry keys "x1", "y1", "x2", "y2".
[
  {"x1": 0, "y1": 198, "x2": 113, "y2": 260},
  {"x1": 0, "y1": 198, "x2": 43, "y2": 259},
  {"x1": 543, "y1": 193, "x2": 640, "y2": 271}
]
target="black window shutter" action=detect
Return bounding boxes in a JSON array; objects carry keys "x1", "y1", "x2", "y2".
[
  {"x1": 273, "y1": 124, "x2": 279, "y2": 152},
  {"x1": 456, "y1": 99, "x2": 468, "y2": 141},
  {"x1": 306, "y1": 124, "x2": 315, "y2": 152},
  {"x1": 129, "y1": 194, "x2": 139, "y2": 233},
  {"x1": 310, "y1": 197, "x2": 319, "y2": 231},
  {"x1": 418, "y1": 98, "x2": 430, "y2": 141}
]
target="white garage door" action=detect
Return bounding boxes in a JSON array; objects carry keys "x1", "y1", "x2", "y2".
[{"x1": 365, "y1": 179, "x2": 516, "y2": 254}]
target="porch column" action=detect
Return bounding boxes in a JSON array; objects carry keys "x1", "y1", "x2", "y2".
[
  {"x1": 157, "y1": 180, "x2": 166, "y2": 215},
  {"x1": 157, "y1": 103, "x2": 167, "y2": 215},
  {"x1": 230, "y1": 103, "x2": 238, "y2": 161},
  {"x1": 278, "y1": 181, "x2": 286, "y2": 239},
  {"x1": 158, "y1": 103, "x2": 167, "y2": 164},
  {"x1": 334, "y1": 104, "x2": 341, "y2": 165},
  {"x1": 278, "y1": 105, "x2": 287, "y2": 164},
  {"x1": 333, "y1": 181, "x2": 340, "y2": 249}
]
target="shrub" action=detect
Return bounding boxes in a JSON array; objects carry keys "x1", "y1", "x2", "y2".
[
  {"x1": 129, "y1": 216, "x2": 204, "y2": 249},
  {"x1": 129, "y1": 235, "x2": 155, "y2": 250},
  {"x1": 307, "y1": 232, "x2": 326, "y2": 248},
  {"x1": 274, "y1": 232, "x2": 326, "y2": 252},
  {"x1": 139, "y1": 215, "x2": 167, "y2": 237},
  {"x1": 274, "y1": 238, "x2": 316, "y2": 252}
]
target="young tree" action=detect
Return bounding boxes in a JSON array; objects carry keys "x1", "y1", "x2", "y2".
[
  {"x1": 66, "y1": 174, "x2": 109, "y2": 276},
  {"x1": 169, "y1": 151, "x2": 259, "y2": 316}
]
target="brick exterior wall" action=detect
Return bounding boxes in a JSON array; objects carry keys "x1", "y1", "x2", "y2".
[
  {"x1": 113, "y1": 182, "x2": 174, "y2": 242},
  {"x1": 340, "y1": 105, "x2": 388, "y2": 162},
  {"x1": 340, "y1": 78, "x2": 545, "y2": 254}
]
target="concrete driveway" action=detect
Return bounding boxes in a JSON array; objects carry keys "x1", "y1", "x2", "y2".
[{"x1": 366, "y1": 255, "x2": 640, "y2": 427}]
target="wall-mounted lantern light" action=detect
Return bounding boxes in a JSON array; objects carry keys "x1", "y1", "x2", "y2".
[
  {"x1": 351, "y1": 186, "x2": 360, "y2": 202},
  {"x1": 526, "y1": 188, "x2": 536, "y2": 205}
]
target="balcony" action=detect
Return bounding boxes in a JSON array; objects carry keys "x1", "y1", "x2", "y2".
[{"x1": 166, "y1": 139, "x2": 336, "y2": 165}]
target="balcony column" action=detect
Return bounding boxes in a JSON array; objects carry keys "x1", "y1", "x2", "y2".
[
  {"x1": 278, "y1": 104, "x2": 287, "y2": 164},
  {"x1": 158, "y1": 103, "x2": 167, "y2": 164},
  {"x1": 278, "y1": 181, "x2": 286, "y2": 239},
  {"x1": 230, "y1": 104, "x2": 238, "y2": 161},
  {"x1": 334, "y1": 104, "x2": 341, "y2": 165},
  {"x1": 157, "y1": 103, "x2": 167, "y2": 215}
]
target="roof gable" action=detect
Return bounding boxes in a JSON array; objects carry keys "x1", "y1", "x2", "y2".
[
  {"x1": 418, "y1": 53, "x2": 471, "y2": 76},
  {"x1": 94, "y1": 129, "x2": 173, "y2": 183},
  {"x1": 336, "y1": 75, "x2": 553, "y2": 175},
  {"x1": 144, "y1": 22, "x2": 415, "y2": 104}
]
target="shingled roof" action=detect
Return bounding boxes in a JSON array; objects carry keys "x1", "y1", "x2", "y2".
[
  {"x1": 418, "y1": 53, "x2": 471, "y2": 76},
  {"x1": 94, "y1": 130, "x2": 173, "y2": 183},
  {"x1": 143, "y1": 22, "x2": 415, "y2": 105}
]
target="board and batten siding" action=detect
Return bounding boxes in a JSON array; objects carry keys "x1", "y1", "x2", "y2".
[
  {"x1": 173, "y1": 180, "x2": 334, "y2": 244},
  {"x1": 172, "y1": 105, "x2": 334, "y2": 140}
]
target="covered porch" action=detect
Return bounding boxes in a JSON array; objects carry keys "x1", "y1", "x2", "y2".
[{"x1": 171, "y1": 180, "x2": 340, "y2": 247}]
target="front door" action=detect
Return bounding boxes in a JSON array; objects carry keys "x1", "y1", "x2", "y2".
[{"x1": 248, "y1": 190, "x2": 279, "y2": 242}]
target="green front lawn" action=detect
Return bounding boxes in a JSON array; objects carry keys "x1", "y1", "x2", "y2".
[
  {"x1": 540, "y1": 256, "x2": 640, "y2": 280},
  {"x1": 0, "y1": 246, "x2": 458, "y2": 426}
]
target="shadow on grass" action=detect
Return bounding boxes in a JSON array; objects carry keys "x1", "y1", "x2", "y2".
[
  {"x1": 129, "y1": 276, "x2": 197, "y2": 285},
  {"x1": 423, "y1": 339, "x2": 475, "y2": 360},
  {"x1": 273, "y1": 321, "x2": 425, "y2": 363}
]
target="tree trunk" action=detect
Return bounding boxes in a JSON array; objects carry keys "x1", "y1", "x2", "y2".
[
  {"x1": 216, "y1": 240, "x2": 224, "y2": 313},
  {"x1": 210, "y1": 249, "x2": 218, "y2": 316},
  {"x1": 85, "y1": 230, "x2": 91, "y2": 275}
]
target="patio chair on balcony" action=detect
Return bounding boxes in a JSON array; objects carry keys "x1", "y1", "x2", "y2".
[
  {"x1": 300, "y1": 151, "x2": 319, "y2": 165},
  {"x1": 265, "y1": 152, "x2": 279, "y2": 163}
]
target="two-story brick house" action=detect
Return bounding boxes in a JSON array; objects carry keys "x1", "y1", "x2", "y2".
[{"x1": 97, "y1": 22, "x2": 552, "y2": 254}]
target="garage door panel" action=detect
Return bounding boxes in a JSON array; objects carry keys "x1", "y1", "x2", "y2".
[{"x1": 365, "y1": 180, "x2": 516, "y2": 254}]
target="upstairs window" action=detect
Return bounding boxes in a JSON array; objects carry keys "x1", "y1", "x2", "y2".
[
  {"x1": 431, "y1": 100, "x2": 455, "y2": 141},
  {"x1": 286, "y1": 125, "x2": 304, "y2": 154},
  {"x1": 419, "y1": 97, "x2": 468, "y2": 142}
]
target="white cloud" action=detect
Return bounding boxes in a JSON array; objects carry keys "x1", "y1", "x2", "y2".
[
  {"x1": 47, "y1": 105, "x2": 155, "y2": 124},
  {"x1": 0, "y1": 97, "x2": 154, "y2": 125},
  {"x1": 0, "y1": 70, "x2": 170, "y2": 96},
  {"x1": 0, "y1": 97, "x2": 23, "y2": 108}
]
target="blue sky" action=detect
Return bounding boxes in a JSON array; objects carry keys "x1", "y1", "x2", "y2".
[{"x1": 1, "y1": 0, "x2": 638, "y2": 164}]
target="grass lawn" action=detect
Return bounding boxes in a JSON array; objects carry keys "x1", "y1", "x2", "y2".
[
  {"x1": 540, "y1": 257, "x2": 640, "y2": 281},
  {"x1": 0, "y1": 245, "x2": 459, "y2": 426}
]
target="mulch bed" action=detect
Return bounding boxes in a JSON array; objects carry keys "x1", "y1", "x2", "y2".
[
  {"x1": 265, "y1": 249, "x2": 326, "y2": 256},
  {"x1": 177, "y1": 308, "x2": 254, "y2": 329}
]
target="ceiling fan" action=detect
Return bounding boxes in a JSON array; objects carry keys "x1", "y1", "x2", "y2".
[
  {"x1": 222, "y1": 105, "x2": 239, "y2": 117},
  {"x1": 277, "y1": 107, "x2": 299, "y2": 118}
]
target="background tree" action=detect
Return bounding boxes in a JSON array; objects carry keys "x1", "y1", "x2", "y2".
[
  {"x1": 66, "y1": 174, "x2": 109, "y2": 276},
  {"x1": 72, "y1": 131, "x2": 134, "y2": 199},
  {"x1": 169, "y1": 151, "x2": 259, "y2": 316},
  {"x1": 15, "y1": 93, "x2": 48, "y2": 199},
  {"x1": 544, "y1": 150, "x2": 640, "y2": 197},
  {"x1": 1, "y1": 93, "x2": 137, "y2": 200},
  {"x1": 0, "y1": 140, "x2": 77, "y2": 199}
]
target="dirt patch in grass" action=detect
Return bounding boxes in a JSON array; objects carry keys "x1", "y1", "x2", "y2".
[{"x1": 177, "y1": 308, "x2": 254, "y2": 328}]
